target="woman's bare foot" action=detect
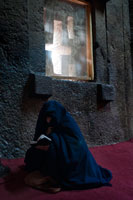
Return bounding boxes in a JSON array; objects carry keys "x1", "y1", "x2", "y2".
[
  {"x1": 24, "y1": 171, "x2": 50, "y2": 187},
  {"x1": 24, "y1": 171, "x2": 61, "y2": 193},
  {"x1": 36, "y1": 183, "x2": 61, "y2": 193}
]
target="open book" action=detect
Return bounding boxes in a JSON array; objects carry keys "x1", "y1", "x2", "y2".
[{"x1": 30, "y1": 134, "x2": 52, "y2": 146}]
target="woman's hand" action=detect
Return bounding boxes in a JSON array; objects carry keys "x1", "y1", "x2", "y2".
[
  {"x1": 46, "y1": 127, "x2": 53, "y2": 135},
  {"x1": 35, "y1": 145, "x2": 50, "y2": 151}
]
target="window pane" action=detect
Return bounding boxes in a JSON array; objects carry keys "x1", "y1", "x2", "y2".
[{"x1": 44, "y1": 0, "x2": 94, "y2": 80}]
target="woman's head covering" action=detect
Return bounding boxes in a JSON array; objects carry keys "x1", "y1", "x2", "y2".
[{"x1": 34, "y1": 100, "x2": 67, "y2": 140}]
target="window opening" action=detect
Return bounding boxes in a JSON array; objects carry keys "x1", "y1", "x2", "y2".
[{"x1": 44, "y1": 0, "x2": 94, "y2": 80}]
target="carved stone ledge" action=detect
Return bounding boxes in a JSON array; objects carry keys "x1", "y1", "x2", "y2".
[
  {"x1": 29, "y1": 73, "x2": 115, "y2": 104},
  {"x1": 29, "y1": 73, "x2": 52, "y2": 99},
  {"x1": 97, "y1": 83, "x2": 115, "y2": 102}
]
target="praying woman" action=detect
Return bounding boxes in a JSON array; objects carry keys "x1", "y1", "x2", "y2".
[{"x1": 24, "y1": 100, "x2": 112, "y2": 193}]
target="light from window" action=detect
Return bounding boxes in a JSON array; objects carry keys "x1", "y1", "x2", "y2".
[{"x1": 44, "y1": 0, "x2": 94, "y2": 80}]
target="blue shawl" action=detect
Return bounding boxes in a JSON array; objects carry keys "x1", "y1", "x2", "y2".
[{"x1": 25, "y1": 100, "x2": 112, "y2": 189}]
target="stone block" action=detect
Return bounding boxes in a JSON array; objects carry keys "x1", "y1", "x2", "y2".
[
  {"x1": 97, "y1": 84, "x2": 115, "y2": 101},
  {"x1": 30, "y1": 73, "x2": 52, "y2": 98}
]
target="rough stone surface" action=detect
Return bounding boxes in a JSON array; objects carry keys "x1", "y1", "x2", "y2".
[
  {"x1": 0, "y1": 0, "x2": 132, "y2": 163},
  {"x1": 129, "y1": 0, "x2": 133, "y2": 65}
]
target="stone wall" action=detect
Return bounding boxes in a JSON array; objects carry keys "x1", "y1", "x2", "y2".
[
  {"x1": 129, "y1": 0, "x2": 133, "y2": 64},
  {"x1": 0, "y1": 0, "x2": 132, "y2": 158}
]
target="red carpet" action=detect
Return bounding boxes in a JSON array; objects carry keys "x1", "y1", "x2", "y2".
[{"x1": 0, "y1": 139, "x2": 133, "y2": 200}]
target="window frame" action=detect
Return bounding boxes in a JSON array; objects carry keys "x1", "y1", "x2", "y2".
[{"x1": 44, "y1": 0, "x2": 94, "y2": 81}]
